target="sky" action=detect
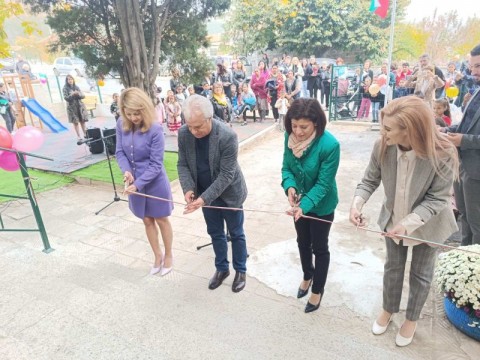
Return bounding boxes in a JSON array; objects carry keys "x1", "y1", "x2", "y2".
[{"x1": 405, "y1": 0, "x2": 478, "y2": 22}]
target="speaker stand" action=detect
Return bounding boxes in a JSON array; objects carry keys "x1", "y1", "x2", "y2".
[{"x1": 94, "y1": 136, "x2": 128, "y2": 215}]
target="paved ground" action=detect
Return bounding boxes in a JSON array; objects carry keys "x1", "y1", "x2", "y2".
[{"x1": 0, "y1": 123, "x2": 478, "y2": 359}]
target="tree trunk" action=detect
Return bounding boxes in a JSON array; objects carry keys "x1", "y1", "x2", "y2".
[{"x1": 113, "y1": 0, "x2": 151, "y2": 96}]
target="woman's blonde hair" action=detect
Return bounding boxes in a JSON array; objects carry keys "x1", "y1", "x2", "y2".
[
  {"x1": 380, "y1": 96, "x2": 459, "y2": 179},
  {"x1": 120, "y1": 87, "x2": 155, "y2": 133}
]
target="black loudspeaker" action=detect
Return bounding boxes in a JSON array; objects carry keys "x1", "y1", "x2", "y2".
[
  {"x1": 86, "y1": 127, "x2": 104, "y2": 154},
  {"x1": 102, "y1": 128, "x2": 116, "y2": 155}
]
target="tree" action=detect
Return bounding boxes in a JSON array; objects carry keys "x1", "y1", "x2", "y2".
[
  {"x1": 0, "y1": 0, "x2": 40, "y2": 58},
  {"x1": 25, "y1": 0, "x2": 230, "y2": 97},
  {"x1": 225, "y1": 0, "x2": 410, "y2": 61}
]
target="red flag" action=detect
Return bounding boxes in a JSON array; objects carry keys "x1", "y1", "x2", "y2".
[{"x1": 374, "y1": 0, "x2": 389, "y2": 19}]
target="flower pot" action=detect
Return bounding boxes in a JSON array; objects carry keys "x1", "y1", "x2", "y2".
[{"x1": 444, "y1": 297, "x2": 480, "y2": 341}]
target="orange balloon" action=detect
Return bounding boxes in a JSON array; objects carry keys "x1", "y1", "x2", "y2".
[{"x1": 97, "y1": 79, "x2": 105, "y2": 87}]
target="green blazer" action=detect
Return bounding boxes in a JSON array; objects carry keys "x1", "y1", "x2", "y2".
[{"x1": 281, "y1": 130, "x2": 340, "y2": 216}]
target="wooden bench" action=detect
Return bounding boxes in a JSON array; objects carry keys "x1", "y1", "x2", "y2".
[{"x1": 83, "y1": 94, "x2": 97, "y2": 118}]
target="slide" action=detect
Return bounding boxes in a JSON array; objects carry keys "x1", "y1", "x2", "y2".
[{"x1": 21, "y1": 98, "x2": 68, "y2": 133}]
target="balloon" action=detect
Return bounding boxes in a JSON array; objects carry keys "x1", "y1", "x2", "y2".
[
  {"x1": 0, "y1": 151, "x2": 20, "y2": 171},
  {"x1": 0, "y1": 126, "x2": 13, "y2": 149},
  {"x1": 97, "y1": 79, "x2": 105, "y2": 87},
  {"x1": 369, "y1": 84, "x2": 380, "y2": 95},
  {"x1": 40, "y1": 78, "x2": 47, "y2": 84},
  {"x1": 377, "y1": 75, "x2": 387, "y2": 87},
  {"x1": 12, "y1": 126, "x2": 45, "y2": 152},
  {"x1": 446, "y1": 86, "x2": 459, "y2": 98}
]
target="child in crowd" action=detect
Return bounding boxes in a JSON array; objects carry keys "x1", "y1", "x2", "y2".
[
  {"x1": 110, "y1": 93, "x2": 120, "y2": 120},
  {"x1": 275, "y1": 90, "x2": 288, "y2": 131},
  {"x1": 175, "y1": 85, "x2": 186, "y2": 107},
  {"x1": 230, "y1": 84, "x2": 238, "y2": 110},
  {"x1": 165, "y1": 90, "x2": 182, "y2": 136},
  {"x1": 187, "y1": 85, "x2": 195, "y2": 97},
  {"x1": 154, "y1": 89, "x2": 166, "y2": 132},
  {"x1": 357, "y1": 76, "x2": 372, "y2": 121},
  {"x1": 433, "y1": 98, "x2": 452, "y2": 126},
  {"x1": 370, "y1": 78, "x2": 385, "y2": 123},
  {"x1": 200, "y1": 82, "x2": 211, "y2": 98}
]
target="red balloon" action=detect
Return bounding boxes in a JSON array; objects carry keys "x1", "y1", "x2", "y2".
[
  {"x1": 0, "y1": 150, "x2": 20, "y2": 171},
  {"x1": 0, "y1": 126, "x2": 13, "y2": 149}
]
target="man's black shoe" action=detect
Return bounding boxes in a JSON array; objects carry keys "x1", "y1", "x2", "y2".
[
  {"x1": 232, "y1": 271, "x2": 246, "y2": 293},
  {"x1": 208, "y1": 270, "x2": 230, "y2": 290}
]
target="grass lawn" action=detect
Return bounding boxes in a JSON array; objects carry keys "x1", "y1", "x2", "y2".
[
  {"x1": 0, "y1": 169, "x2": 74, "y2": 203},
  {"x1": 1, "y1": 152, "x2": 178, "y2": 203},
  {"x1": 71, "y1": 151, "x2": 179, "y2": 184}
]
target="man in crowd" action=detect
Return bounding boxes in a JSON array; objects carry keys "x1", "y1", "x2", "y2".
[
  {"x1": 444, "y1": 44, "x2": 480, "y2": 246},
  {"x1": 177, "y1": 94, "x2": 248, "y2": 292}
]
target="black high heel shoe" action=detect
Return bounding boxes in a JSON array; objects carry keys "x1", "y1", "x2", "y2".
[
  {"x1": 305, "y1": 292, "x2": 323, "y2": 313},
  {"x1": 297, "y1": 279, "x2": 312, "y2": 299}
]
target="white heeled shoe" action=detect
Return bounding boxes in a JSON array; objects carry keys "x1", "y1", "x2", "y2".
[
  {"x1": 150, "y1": 257, "x2": 164, "y2": 275},
  {"x1": 396, "y1": 323, "x2": 417, "y2": 347},
  {"x1": 372, "y1": 315, "x2": 392, "y2": 335},
  {"x1": 160, "y1": 255, "x2": 173, "y2": 276}
]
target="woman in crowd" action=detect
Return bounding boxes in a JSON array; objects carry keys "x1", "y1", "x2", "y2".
[
  {"x1": 250, "y1": 66, "x2": 269, "y2": 122},
  {"x1": 63, "y1": 75, "x2": 89, "y2": 142},
  {"x1": 235, "y1": 82, "x2": 257, "y2": 126},
  {"x1": 350, "y1": 96, "x2": 458, "y2": 346},
  {"x1": 170, "y1": 68, "x2": 183, "y2": 93},
  {"x1": 284, "y1": 69, "x2": 301, "y2": 104},
  {"x1": 301, "y1": 58, "x2": 310, "y2": 98},
  {"x1": 116, "y1": 88, "x2": 174, "y2": 276},
  {"x1": 281, "y1": 98, "x2": 340, "y2": 313},
  {"x1": 291, "y1": 57, "x2": 304, "y2": 81},
  {"x1": 0, "y1": 82, "x2": 16, "y2": 133},
  {"x1": 266, "y1": 64, "x2": 284, "y2": 123},
  {"x1": 165, "y1": 90, "x2": 182, "y2": 136},
  {"x1": 232, "y1": 60, "x2": 246, "y2": 91},
  {"x1": 406, "y1": 65, "x2": 445, "y2": 106},
  {"x1": 211, "y1": 81, "x2": 234, "y2": 124},
  {"x1": 213, "y1": 63, "x2": 233, "y2": 99}
]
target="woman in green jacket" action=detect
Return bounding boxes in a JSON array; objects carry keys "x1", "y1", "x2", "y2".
[{"x1": 282, "y1": 98, "x2": 340, "y2": 313}]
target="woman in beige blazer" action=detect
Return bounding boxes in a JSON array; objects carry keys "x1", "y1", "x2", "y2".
[{"x1": 350, "y1": 96, "x2": 458, "y2": 347}]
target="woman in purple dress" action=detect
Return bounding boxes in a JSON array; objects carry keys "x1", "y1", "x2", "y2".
[{"x1": 116, "y1": 88, "x2": 174, "y2": 276}]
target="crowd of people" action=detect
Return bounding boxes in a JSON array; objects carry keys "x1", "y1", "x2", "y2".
[
  {"x1": 139, "y1": 51, "x2": 478, "y2": 137},
  {"x1": 113, "y1": 43, "x2": 479, "y2": 349}
]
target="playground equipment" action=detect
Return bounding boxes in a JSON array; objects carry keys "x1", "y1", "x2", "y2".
[
  {"x1": 1, "y1": 74, "x2": 66, "y2": 132},
  {"x1": 0, "y1": 146, "x2": 54, "y2": 253}
]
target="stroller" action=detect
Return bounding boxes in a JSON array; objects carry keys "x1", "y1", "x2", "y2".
[{"x1": 330, "y1": 77, "x2": 357, "y2": 120}]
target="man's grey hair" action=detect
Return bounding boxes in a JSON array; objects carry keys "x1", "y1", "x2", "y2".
[
  {"x1": 183, "y1": 94, "x2": 213, "y2": 121},
  {"x1": 419, "y1": 53, "x2": 430, "y2": 60}
]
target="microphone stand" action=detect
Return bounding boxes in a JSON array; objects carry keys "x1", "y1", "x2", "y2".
[{"x1": 81, "y1": 133, "x2": 128, "y2": 215}]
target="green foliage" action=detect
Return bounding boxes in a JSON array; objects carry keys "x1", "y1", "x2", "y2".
[
  {"x1": 0, "y1": 0, "x2": 25, "y2": 57},
  {"x1": 24, "y1": 0, "x2": 230, "y2": 85},
  {"x1": 225, "y1": 0, "x2": 403, "y2": 60}
]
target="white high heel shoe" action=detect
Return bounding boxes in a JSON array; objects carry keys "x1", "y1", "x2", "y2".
[
  {"x1": 372, "y1": 315, "x2": 392, "y2": 335},
  {"x1": 150, "y1": 257, "x2": 164, "y2": 275},
  {"x1": 160, "y1": 254, "x2": 173, "y2": 276},
  {"x1": 396, "y1": 323, "x2": 417, "y2": 347}
]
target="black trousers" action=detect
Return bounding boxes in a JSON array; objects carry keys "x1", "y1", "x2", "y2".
[
  {"x1": 294, "y1": 212, "x2": 334, "y2": 295},
  {"x1": 270, "y1": 94, "x2": 279, "y2": 120}
]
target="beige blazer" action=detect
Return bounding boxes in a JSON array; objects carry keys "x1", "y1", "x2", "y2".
[{"x1": 355, "y1": 140, "x2": 458, "y2": 244}]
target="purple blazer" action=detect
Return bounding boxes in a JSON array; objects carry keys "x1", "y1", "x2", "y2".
[{"x1": 115, "y1": 119, "x2": 173, "y2": 219}]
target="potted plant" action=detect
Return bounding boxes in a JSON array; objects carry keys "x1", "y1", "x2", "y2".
[{"x1": 435, "y1": 244, "x2": 480, "y2": 341}]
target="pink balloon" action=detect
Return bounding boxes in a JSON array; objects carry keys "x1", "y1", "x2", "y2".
[
  {"x1": 0, "y1": 151, "x2": 20, "y2": 171},
  {"x1": 377, "y1": 75, "x2": 387, "y2": 87},
  {"x1": 12, "y1": 126, "x2": 45, "y2": 152}
]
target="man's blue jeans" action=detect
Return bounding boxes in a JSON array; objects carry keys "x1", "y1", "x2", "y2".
[{"x1": 202, "y1": 198, "x2": 247, "y2": 273}]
